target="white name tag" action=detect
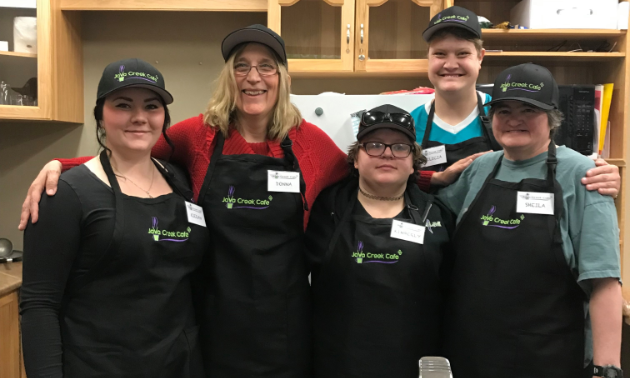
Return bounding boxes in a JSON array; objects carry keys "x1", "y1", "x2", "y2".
[
  {"x1": 516, "y1": 191, "x2": 554, "y2": 215},
  {"x1": 390, "y1": 220, "x2": 425, "y2": 244},
  {"x1": 186, "y1": 201, "x2": 206, "y2": 227},
  {"x1": 421, "y1": 145, "x2": 447, "y2": 167},
  {"x1": 268, "y1": 170, "x2": 300, "y2": 193}
]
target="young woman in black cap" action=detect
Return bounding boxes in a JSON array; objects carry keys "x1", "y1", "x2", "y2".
[
  {"x1": 305, "y1": 104, "x2": 454, "y2": 378},
  {"x1": 20, "y1": 58, "x2": 207, "y2": 378},
  {"x1": 416, "y1": 6, "x2": 620, "y2": 195},
  {"x1": 438, "y1": 63, "x2": 622, "y2": 378}
]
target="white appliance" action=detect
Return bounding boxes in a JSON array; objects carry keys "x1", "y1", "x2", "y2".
[
  {"x1": 510, "y1": 0, "x2": 618, "y2": 29},
  {"x1": 290, "y1": 94, "x2": 433, "y2": 152},
  {"x1": 13, "y1": 16, "x2": 37, "y2": 54}
]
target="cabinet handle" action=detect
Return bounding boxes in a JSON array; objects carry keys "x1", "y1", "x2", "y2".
[
  {"x1": 346, "y1": 24, "x2": 350, "y2": 45},
  {"x1": 360, "y1": 24, "x2": 364, "y2": 44}
]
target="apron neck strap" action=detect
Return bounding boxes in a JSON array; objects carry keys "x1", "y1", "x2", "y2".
[
  {"x1": 546, "y1": 141, "x2": 558, "y2": 187},
  {"x1": 280, "y1": 136, "x2": 309, "y2": 211},
  {"x1": 100, "y1": 150, "x2": 123, "y2": 195},
  {"x1": 422, "y1": 101, "x2": 436, "y2": 148}
]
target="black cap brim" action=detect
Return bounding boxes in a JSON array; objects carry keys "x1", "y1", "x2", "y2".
[
  {"x1": 486, "y1": 97, "x2": 555, "y2": 111},
  {"x1": 98, "y1": 82, "x2": 174, "y2": 105},
  {"x1": 222, "y1": 29, "x2": 287, "y2": 64},
  {"x1": 357, "y1": 123, "x2": 416, "y2": 142},
  {"x1": 423, "y1": 21, "x2": 481, "y2": 41}
]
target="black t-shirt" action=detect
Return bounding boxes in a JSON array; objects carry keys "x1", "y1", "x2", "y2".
[{"x1": 20, "y1": 163, "x2": 198, "y2": 378}]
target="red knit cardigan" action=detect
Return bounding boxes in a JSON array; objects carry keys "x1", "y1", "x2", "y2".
[{"x1": 58, "y1": 114, "x2": 433, "y2": 228}]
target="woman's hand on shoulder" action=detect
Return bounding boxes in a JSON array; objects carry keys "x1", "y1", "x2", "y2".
[
  {"x1": 18, "y1": 160, "x2": 62, "y2": 230},
  {"x1": 581, "y1": 159, "x2": 620, "y2": 197},
  {"x1": 431, "y1": 151, "x2": 490, "y2": 187}
]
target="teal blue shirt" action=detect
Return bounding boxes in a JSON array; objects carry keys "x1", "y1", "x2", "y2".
[
  {"x1": 411, "y1": 92, "x2": 492, "y2": 144},
  {"x1": 438, "y1": 146, "x2": 621, "y2": 364}
]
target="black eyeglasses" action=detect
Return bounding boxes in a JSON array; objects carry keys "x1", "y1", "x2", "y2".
[
  {"x1": 360, "y1": 111, "x2": 414, "y2": 131},
  {"x1": 234, "y1": 62, "x2": 278, "y2": 77},
  {"x1": 360, "y1": 142, "x2": 414, "y2": 158}
]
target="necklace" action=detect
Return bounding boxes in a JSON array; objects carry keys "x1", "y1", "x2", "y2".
[
  {"x1": 359, "y1": 186, "x2": 404, "y2": 201},
  {"x1": 114, "y1": 166, "x2": 155, "y2": 198}
]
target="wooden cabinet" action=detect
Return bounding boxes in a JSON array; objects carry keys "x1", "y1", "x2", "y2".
[
  {"x1": 0, "y1": 0, "x2": 82, "y2": 122},
  {"x1": 354, "y1": 0, "x2": 447, "y2": 74},
  {"x1": 268, "y1": 0, "x2": 356, "y2": 74},
  {"x1": 268, "y1": 0, "x2": 452, "y2": 76}
]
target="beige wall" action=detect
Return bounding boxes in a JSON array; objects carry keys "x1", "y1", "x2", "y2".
[{"x1": 0, "y1": 11, "x2": 430, "y2": 249}]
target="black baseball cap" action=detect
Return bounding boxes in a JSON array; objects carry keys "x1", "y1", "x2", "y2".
[
  {"x1": 222, "y1": 24, "x2": 288, "y2": 65},
  {"x1": 96, "y1": 58, "x2": 173, "y2": 104},
  {"x1": 486, "y1": 63, "x2": 559, "y2": 110},
  {"x1": 357, "y1": 104, "x2": 416, "y2": 142},
  {"x1": 422, "y1": 6, "x2": 482, "y2": 42}
]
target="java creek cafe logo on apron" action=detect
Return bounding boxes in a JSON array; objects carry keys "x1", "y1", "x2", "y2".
[
  {"x1": 222, "y1": 185, "x2": 273, "y2": 210},
  {"x1": 147, "y1": 217, "x2": 191, "y2": 242},
  {"x1": 480, "y1": 205, "x2": 525, "y2": 229},
  {"x1": 352, "y1": 241, "x2": 402, "y2": 264}
]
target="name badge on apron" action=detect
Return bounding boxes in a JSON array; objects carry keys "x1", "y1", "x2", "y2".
[
  {"x1": 186, "y1": 201, "x2": 207, "y2": 227},
  {"x1": 268, "y1": 170, "x2": 300, "y2": 193},
  {"x1": 516, "y1": 191, "x2": 554, "y2": 215},
  {"x1": 421, "y1": 145, "x2": 448, "y2": 168},
  {"x1": 390, "y1": 220, "x2": 425, "y2": 244}
]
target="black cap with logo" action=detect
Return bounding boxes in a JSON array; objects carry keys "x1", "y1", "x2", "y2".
[
  {"x1": 357, "y1": 104, "x2": 416, "y2": 142},
  {"x1": 97, "y1": 58, "x2": 173, "y2": 104},
  {"x1": 222, "y1": 24, "x2": 288, "y2": 66},
  {"x1": 486, "y1": 63, "x2": 559, "y2": 110},
  {"x1": 422, "y1": 6, "x2": 482, "y2": 42}
]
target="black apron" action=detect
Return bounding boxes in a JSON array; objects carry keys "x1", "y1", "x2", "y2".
[
  {"x1": 61, "y1": 151, "x2": 207, "y2": 378},
  {"x1": 421, "y1": 94, "x2": 500, "y2": 172},
  {"x1": 443, "y1": 143, "x2": 587, "y2": 378},
  {"x1": 197, "y1": 133, "x2": 310, "y2": 378},
  {"x1": 312, "y1": 190, "x2": 445, "y2": 378}
]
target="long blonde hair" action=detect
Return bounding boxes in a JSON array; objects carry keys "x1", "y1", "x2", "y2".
[{"x1": 204, "y1": 43, "x2": 302, "y2": 140}]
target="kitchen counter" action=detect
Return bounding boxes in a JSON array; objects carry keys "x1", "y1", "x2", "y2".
[{"x1": 0, "y1": 261, "x2": 22, "y2": 297}]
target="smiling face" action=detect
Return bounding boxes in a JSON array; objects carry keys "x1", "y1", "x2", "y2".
[
  {"x1": 101, "y1": 87, "x2": 165, "y2": 154},
  {"x1": 428, "y1": 34, "x2": 484, "y2": 94},
  {"x1": 354, "y1": 128, "x2": 415, "y2": 190},
  {"x1": 233, "y1": 43, "x2": 280, "y2": 122},
  {"x1": 491, "y1": 101, "x2": 552, "y2": 161}
]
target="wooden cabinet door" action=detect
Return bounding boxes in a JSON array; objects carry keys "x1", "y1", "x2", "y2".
[
  {"x1": 268, "y1": 0, "x2": 355, "y2": 75},
  {"x1": 355, "y1": 0, "x2": 452, "y2": 74}
]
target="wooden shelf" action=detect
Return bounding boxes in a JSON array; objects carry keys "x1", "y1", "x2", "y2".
[
  {"x1": 0, "y1": 51, "x2": 36, "y2": 58},
  {"x1": 59, "y1": 0, "x2": 267, "y2": 11},
  {"x1": 605, "y1": 159, "x2": 627, "y2": 167},
  {"x1": 484, "y1": 51, "x2": 625, "y2": 61},
  {"x1": 482, "y1": 29, "x2": 626, "y2": 41}
]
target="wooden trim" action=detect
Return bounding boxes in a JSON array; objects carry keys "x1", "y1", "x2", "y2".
[
  {"x1": 278, "y1": 0, "x2": 300, "y2": 6},
  {"x1": 0, "y1": 105, "x2": 48, "y2": 120},
  {"x1": 482, "y1": 29, "x2": 626, "y2": 40},
  {"x1": 605, "y1": 159, "x2": 627, "y2": 167},
  {"x1": 366, "y1": 0, "x2": 387, "y2": 6},
  {"x1": 0, "y1": 51, "x2": 37, "y2": 58},
  {"x1": 51, "y1": 0, "x2": 83, "y2": 122},
  {"x1": 322, "y1": 0, "x2": 345, "y2": 5},
  {"x1": 267, "y1": 0, "x2": 281, "y2": 34},
  {"x1": 483, "y1": 51, "x2": 625, "y2": 62},
  {"x1": 59, "y1": 0, "x2": 268, "y2": 11},
  {"x1": 35, "y1": 0, "x2": 53, "y2": 120},
  {"x1": 340, "y1": 0, "x2": 355, "y2": 71}
]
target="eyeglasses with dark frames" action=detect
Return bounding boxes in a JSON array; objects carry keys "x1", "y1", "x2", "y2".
[
  {"x1": 233, "y1": 62, "x2": 278, "y2": 77},
  {"x1": 360, "y1": 142, "x2": 414, "y2": 158}
]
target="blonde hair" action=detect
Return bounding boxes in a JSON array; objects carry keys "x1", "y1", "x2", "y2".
[{"x1": 203, "y1": 43, "x2": 302, "y2": 140}]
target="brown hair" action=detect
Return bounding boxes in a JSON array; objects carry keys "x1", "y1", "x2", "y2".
[
  {"x1": 203, "y1": 43, "x2": 302, "y2": 141},
  {"x1": 428, "y1": 27, "x2": 484, "y2": 55},
  {"x1": 346, "y1": 140, "x2": 427, "y2": 183}
]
